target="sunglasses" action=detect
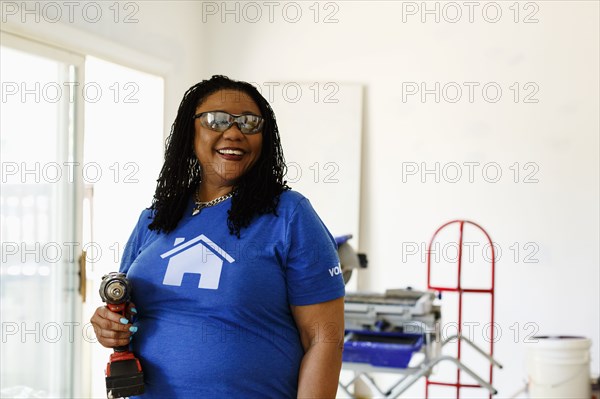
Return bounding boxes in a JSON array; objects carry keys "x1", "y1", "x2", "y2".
[{"x1": 193, "y1": 111, "x2": 264, "y2": 135}]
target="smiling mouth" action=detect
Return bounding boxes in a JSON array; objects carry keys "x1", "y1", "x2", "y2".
[{"x1": 217, "y1": 149, "x2": 244, "y2": 156}]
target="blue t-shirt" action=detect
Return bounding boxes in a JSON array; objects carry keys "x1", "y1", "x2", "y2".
[{"x1": 119, "y1": 190, "x2": 345, "y2": 398}]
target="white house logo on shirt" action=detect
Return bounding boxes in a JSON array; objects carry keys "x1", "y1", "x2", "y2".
[{"x1": 160, "y1": 234, "x2": 235, "y2": 290}]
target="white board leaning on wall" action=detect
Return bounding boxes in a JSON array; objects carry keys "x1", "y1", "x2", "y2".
[{"x1": 270, "y1": 81, "x2": 363, "y2": 255}]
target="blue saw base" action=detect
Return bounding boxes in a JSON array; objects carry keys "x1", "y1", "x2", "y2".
[{"x1": 343, "y1": 330, "x2": 424, "y2": 368}]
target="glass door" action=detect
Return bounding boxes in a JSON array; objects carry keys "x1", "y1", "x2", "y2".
[{"x1": 0, "y1": 33, "x2": 85, "y2": 398}]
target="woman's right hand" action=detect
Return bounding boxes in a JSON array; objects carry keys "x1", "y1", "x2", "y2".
[{"x1": 90, "y1": 303, "x2": 137, "y2": 348}]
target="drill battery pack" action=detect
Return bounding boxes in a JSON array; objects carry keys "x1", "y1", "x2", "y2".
[{"x1": 106, "y1": 355, "x2": 144, "y2": 398}]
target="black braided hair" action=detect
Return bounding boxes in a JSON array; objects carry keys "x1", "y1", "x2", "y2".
[{"x1": 148, "y1": 75, "x2": 289, "y2": 237}]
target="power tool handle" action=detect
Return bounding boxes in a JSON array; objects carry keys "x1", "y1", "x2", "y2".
[{"x1": 106, "y1": 303, "x2": 130, "y2": 353}]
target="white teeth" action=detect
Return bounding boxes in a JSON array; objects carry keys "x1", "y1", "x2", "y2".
[{"x1": 217, "y1": 149, "x2": 244, "y2": 156}]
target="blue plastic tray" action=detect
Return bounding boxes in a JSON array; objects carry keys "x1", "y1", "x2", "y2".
[{"x1": 342, "y1": 330, "x2": 423, "y2": 368}]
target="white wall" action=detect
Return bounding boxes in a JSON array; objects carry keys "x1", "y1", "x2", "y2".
[
  {"x1": 3, "y1": 1, "x2": 598, "y2": 397},
  {"x1": 196, "y1": 1, "x2": 599, "y2": 396}
]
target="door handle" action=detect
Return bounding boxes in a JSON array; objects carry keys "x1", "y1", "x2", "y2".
[{"x1": 79, "y1": 250, "x2": 87, "y2": 303}]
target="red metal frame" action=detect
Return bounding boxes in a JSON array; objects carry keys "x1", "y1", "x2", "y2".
[{"x1": 425, "y1": 220, "x2": 496, "y2": 399}]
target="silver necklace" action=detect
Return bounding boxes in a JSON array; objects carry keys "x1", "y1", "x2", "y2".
[{"x1": 192, "y1": 191, "x2": 234, "y2": 216}]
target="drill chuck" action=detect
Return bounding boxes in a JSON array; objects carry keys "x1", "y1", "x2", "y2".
[{"x1": 100, "y1": 272, "x2": 132, "y2": 305}]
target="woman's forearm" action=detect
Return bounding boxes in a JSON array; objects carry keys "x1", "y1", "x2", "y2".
[{"x1": 297, "y1": 341, "x2": 343, "y2": 398}]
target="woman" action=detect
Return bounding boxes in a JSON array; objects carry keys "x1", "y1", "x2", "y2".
[{"x1": 91, "y1": 75, "x2": 346, "y2": 398}]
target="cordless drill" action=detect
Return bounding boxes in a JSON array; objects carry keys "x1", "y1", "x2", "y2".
[{"x1": 99, "y1": 272, "x2": 144, "y2": 398}]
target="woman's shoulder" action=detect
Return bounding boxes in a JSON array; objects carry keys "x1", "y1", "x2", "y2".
[
  {"x1": 277, "y1": 189, "x2": 324, "y2": 220},
  {"x1": 139, "y1": 207, "x2": 156, "y2": 222},
  {"x1": 132, "y1": 207, "x2": 156, "y2": 234},
  {"x1": 277, "y1": 189, "x2": 309, "y2": 210}
]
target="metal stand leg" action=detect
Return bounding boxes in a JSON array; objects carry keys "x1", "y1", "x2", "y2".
[
  {"x1": 387, "y1": 356, "x2": 497, "y2": 397},
  {"x1": 338, "y1": 372, "x2": 365, "y2": 398},
  {"x1": 442, "y1": 334, "x2": 503, "y2": 369},
  {"x1": 340, "y1": 352, "x2": 499, "y2": 399}
]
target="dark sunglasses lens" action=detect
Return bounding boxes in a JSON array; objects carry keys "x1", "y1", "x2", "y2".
[
  {"x1": 238, "y1": 115, "x2": 264, "y2": 134},
  {"x1": 203, "y1": 112, "x2": 233, "y2": 131}
]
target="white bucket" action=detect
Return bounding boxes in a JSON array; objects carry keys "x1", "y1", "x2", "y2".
[{"x1": 527, "y1": 336, "x2": 591, "y2": 398}]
